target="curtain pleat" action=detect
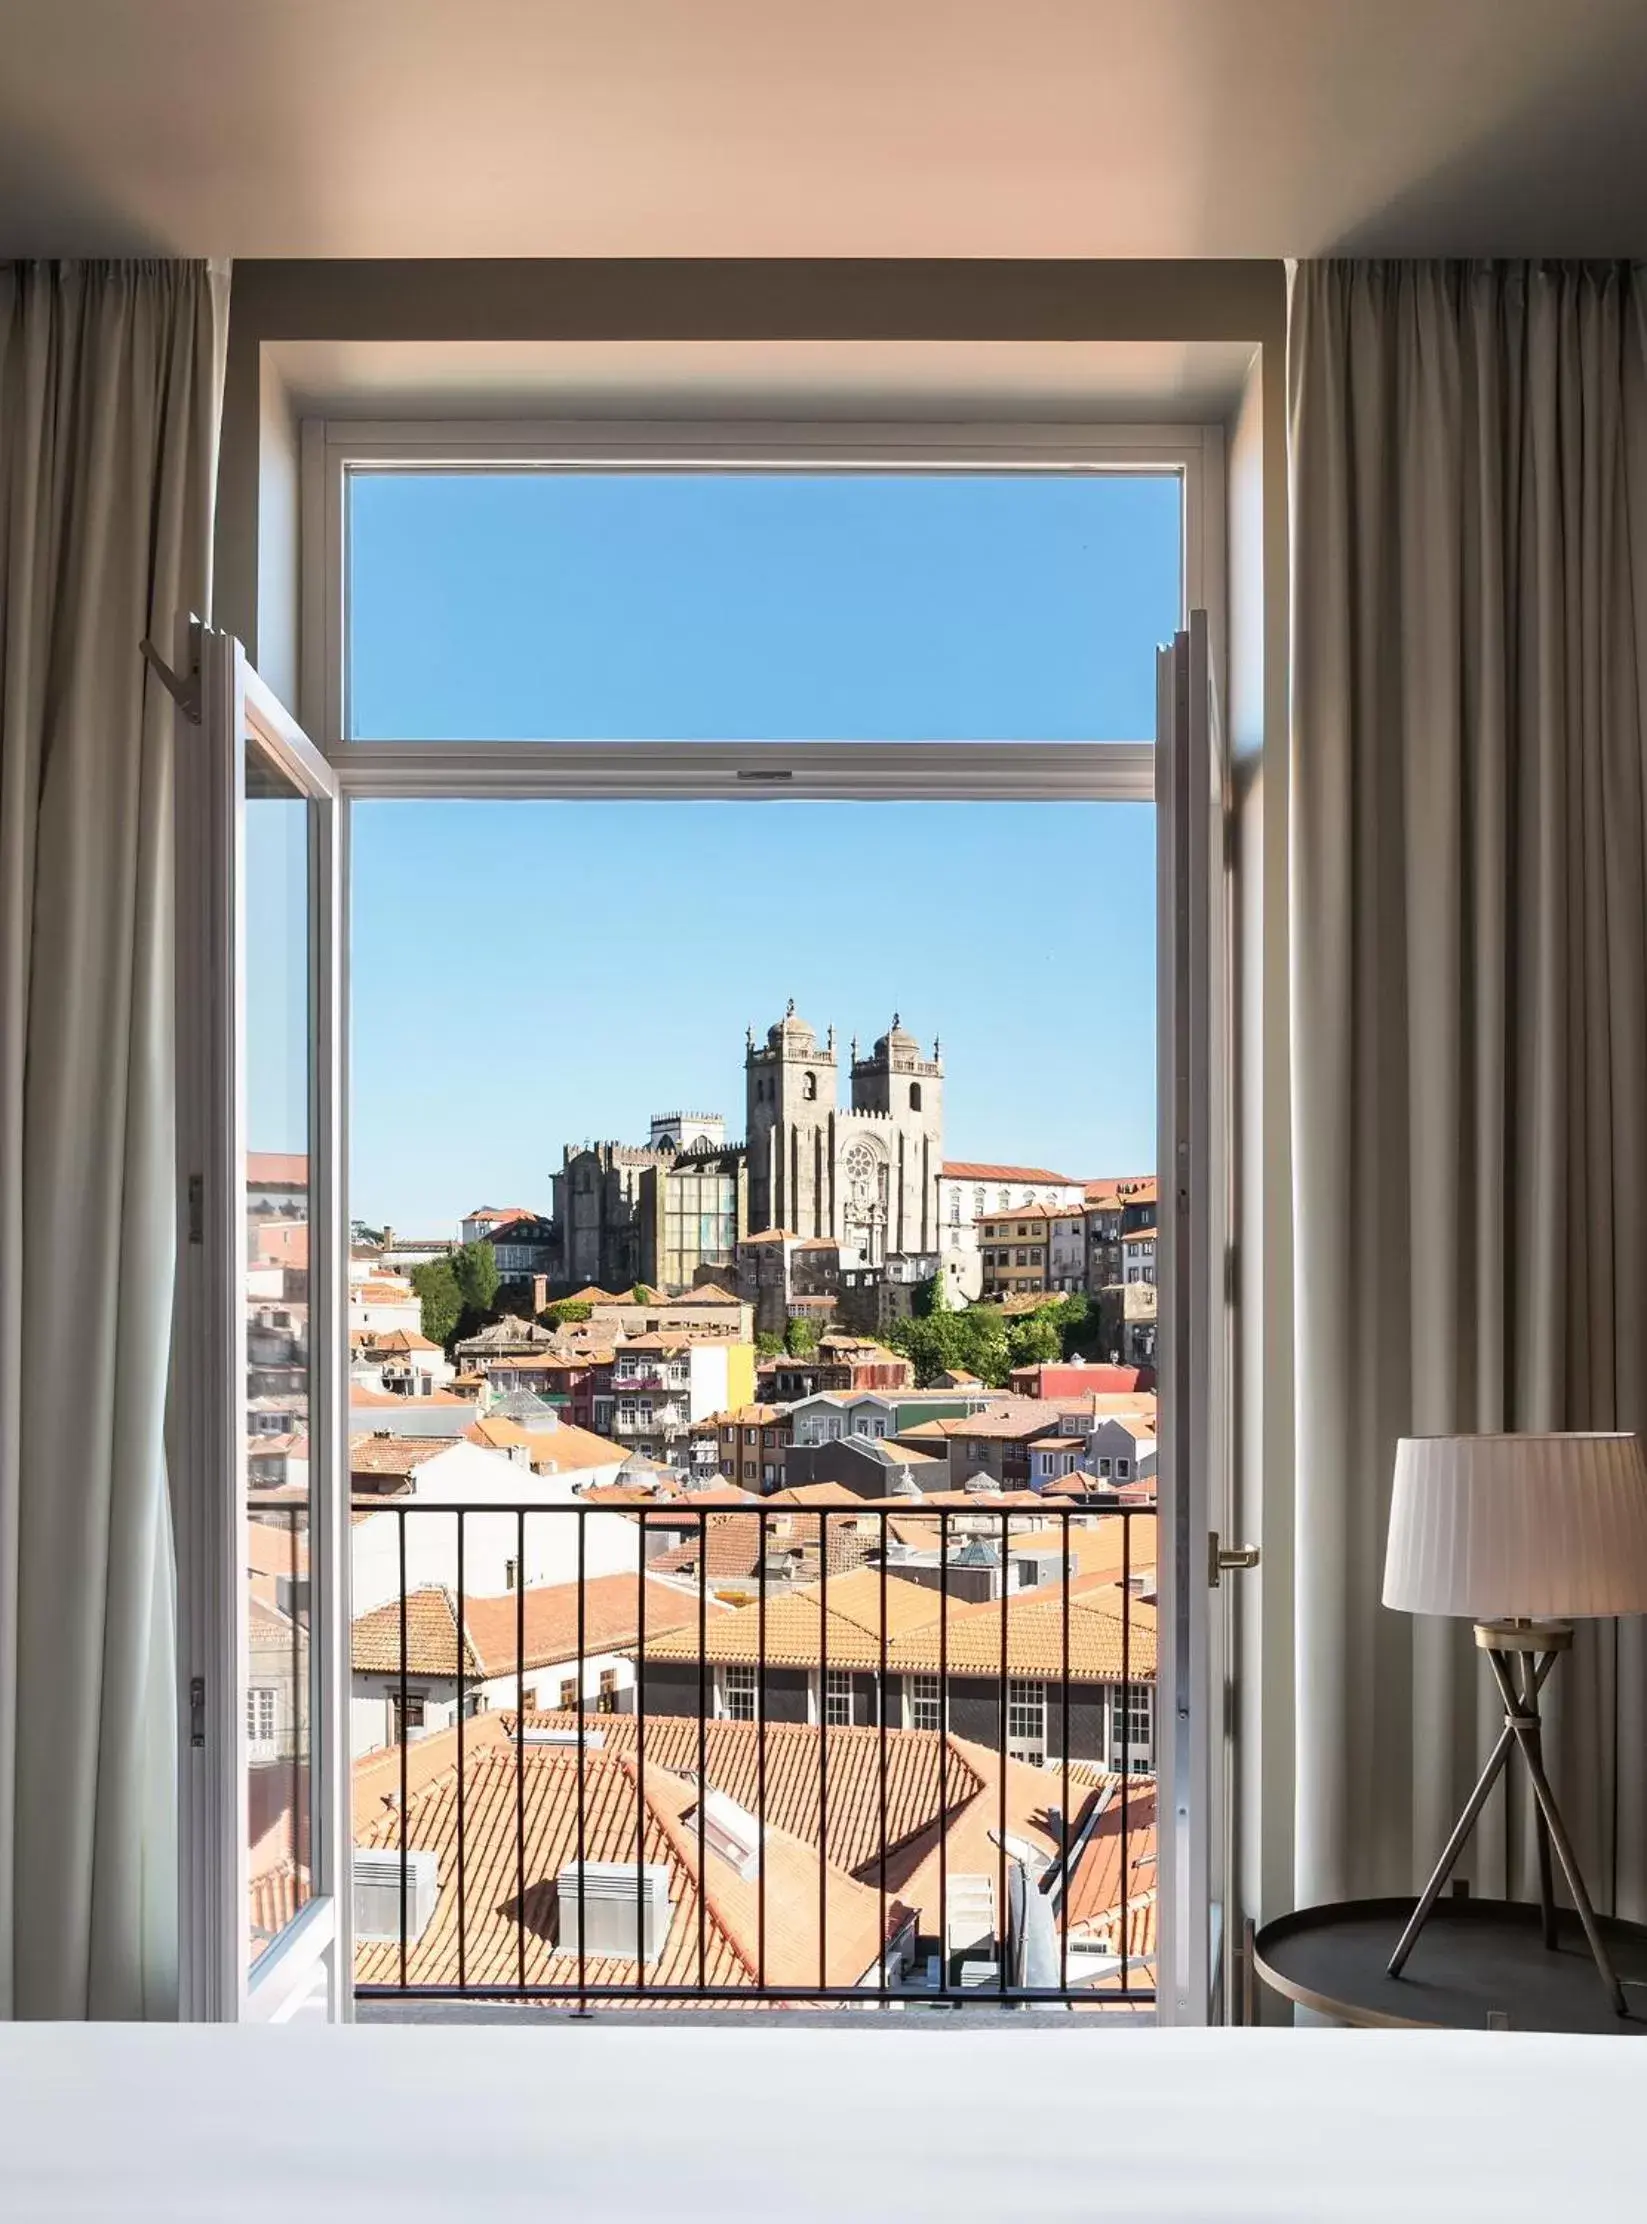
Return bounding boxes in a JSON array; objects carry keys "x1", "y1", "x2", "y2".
[
  {"x1": 1289, "y1": 261, "x2": 1647, "y2": 1919},
  {"x1": 0, "y1": 260, "x2": 227, "y2": 2017}
]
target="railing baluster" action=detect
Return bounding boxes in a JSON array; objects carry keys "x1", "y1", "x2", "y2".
[
  {"x1": 1061, "y1": 1505, "x2": 1071, "y2": 2002},
  {"x1": 397, "y1": 1507, "x2": 408, "y2": 1991},
  {"x1": 757, "y1": 1504, "x2": 767, "y2": 1993},
  {"x1": 456, "y1": 1507, "x2": 466, "y2": 1995},
  {"x1": 515, "y1": 1506, "x2": 525, "y2": 1998},
  {"x1": 575, "y1": 1507, "x2": 588, "y2": 2016},
  {"x1": 938, "y1": 1507, "x2": 949, "y2": 2001},
  {"x1": 878, "y1": 1507, "x2": 888, "y2": 2001},
  {"x1": 697, "y1": 1508, "x2": 707, "y2": 1991},
  {"x1": 636, "y1": 1511, "x2": 647, "y2": 1986},
  {"x1": 1121, "y1": 1508, "x2": 1133, "y2": 1997},
  {"x1": 998, "y1": 1506, "x2": 1009, "y2": 1997},
  {"x1": 818, "y1": 1509, "x2": 829, "y2": 1993}
]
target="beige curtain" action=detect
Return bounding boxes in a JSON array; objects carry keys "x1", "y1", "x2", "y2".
[
  {"x1": 1288, "y1": 260, "x2": 1647, "y2": 1921},
  {"x1": 0, "y1": 261, "x2": 228, "y2": 2016}
]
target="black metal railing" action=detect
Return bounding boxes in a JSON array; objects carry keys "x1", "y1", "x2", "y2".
[{"x1": 345, "y1": 1496, "x2": 1158, "y2": 2011}]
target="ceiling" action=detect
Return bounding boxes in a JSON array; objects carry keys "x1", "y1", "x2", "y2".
[{"x1": 3, "y1": 0, "x2": 1647, "y2": 261}]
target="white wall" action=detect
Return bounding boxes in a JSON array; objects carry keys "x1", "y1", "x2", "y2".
[{"x1": 351, "y1": 1441, "x2": 640, "y2": 1613}]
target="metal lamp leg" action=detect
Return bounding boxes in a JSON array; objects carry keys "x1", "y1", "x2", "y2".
[
  {"x1": 1387, "y1": 1719, "x2": 1517, "y2": 1978},
  {"x1": 1483, "y1": 1648, "x2": 1628, "y2": 2019}
]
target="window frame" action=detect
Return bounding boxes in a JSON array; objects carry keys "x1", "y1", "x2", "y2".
[
  {"x1": 291, "y1": 410, "x2": 1228, "y2": 2024},
  {"x1": 300, "y1": 418, "x2": 1220, "y2": 802}
]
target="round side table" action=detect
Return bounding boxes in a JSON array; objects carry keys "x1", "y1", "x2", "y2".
[{"x1": 1253, "y1": 1896, "x2": 1647, "y2": 2033}]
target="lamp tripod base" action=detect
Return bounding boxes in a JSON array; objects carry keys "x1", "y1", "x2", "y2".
[{"x1": 1386, "y1": 1621, "x2": 1627, "y2": 2018}]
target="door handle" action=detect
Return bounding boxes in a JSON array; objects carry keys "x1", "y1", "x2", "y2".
[{"x1": 1208, "y1": 1532, "x2": 1260, "y2": 1588}]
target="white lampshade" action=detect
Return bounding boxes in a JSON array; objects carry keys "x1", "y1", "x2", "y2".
[{"x1": 1384, "y1": 1433, "x2": 1647, "y2": 1619}]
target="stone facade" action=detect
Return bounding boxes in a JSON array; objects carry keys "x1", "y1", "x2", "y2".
[{"x1": 745, "y1": 1005, "x2": 943, "y2": 1268}]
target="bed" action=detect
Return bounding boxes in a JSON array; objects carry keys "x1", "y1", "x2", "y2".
[{"x1": 1, "y1": 2023, "x2": 1640, "y2": 2218}]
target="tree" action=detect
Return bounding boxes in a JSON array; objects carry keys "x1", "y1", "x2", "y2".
[
  {"x1": 410, "y1": 1257, "x2": 462, "y2": 1346},
  {"x1": 450, "y1": 1239, "x2": 500, "y2": 1316},
  {"x1": 540, "y1": 1298, "x2": 593, "y2": 1327},
  {"x1": 755, "y1": 1328, "x2": 784, "y2": 1359},
  {"x1": 784, "y1": 1315, "x2": 820, "y2": 1357},
  {"x1": 631, "y1": 1282, "x2": 657, "y2": 1304},
  {"x1": 910, "y1": 1268, "x2": 953, "y2": 1319},
  {"x1": 1007, "y1": 1312, "x2": 1062, "y2": 1370}
]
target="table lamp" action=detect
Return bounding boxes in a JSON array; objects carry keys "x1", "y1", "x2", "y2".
[{"x1": 1382, "y1": 1431, "x2": 1647, "y2": 2017}]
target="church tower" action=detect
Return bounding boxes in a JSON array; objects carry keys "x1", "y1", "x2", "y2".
[
  {"x1": 849, "y1": 1016, "x2": 945, "y2": 1256},
  {"x1": 745, "y1": 1002, "x2": 838, "y2": 1238}
]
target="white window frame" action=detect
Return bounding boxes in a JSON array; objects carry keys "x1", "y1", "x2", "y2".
[
  {"x1": 290, "y1": 412, "x2": 1226, "y2": 2023},
  {"x1": 723, "y1": 1662, "x2": 758, "y2": 1722}
]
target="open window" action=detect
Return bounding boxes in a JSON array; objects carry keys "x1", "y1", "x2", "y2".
[{"x1": 176, "y1": 417, "x2": 1229, "y2": 2023}]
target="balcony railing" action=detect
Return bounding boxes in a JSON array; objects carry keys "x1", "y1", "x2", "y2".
[{"x1": 343, "y1": 1498, "x2": 1158, "y2": 2012}]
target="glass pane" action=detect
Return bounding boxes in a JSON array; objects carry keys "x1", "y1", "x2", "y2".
[
  {"x1": 244, "y1": 746, "x2": 314, "y2": 1963},
  {"x1": 347, "y1": 471, "x2": 1181, "y2": 741}
]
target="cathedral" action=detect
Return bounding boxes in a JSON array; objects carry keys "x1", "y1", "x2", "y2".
[{"x1": 745, "y1": 1004, "x2": 944, "y2": 1267}]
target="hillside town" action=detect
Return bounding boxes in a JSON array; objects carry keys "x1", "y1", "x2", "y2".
[{"x1": 245, "y1": 1006, "x2": 1161, "y2": 2004}]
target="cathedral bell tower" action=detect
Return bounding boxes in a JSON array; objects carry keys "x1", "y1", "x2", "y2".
[{"x1": 745, "y1": 1001, "x2": 838, "y2": 1238}]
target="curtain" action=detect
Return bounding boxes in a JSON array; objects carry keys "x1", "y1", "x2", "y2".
[
  {"x1": 0, "y1": 261, "x2": 228, "y2": 2017},
  {"x1": 1288, "y1": 261, "x2": 1647, "y2": 1920}
]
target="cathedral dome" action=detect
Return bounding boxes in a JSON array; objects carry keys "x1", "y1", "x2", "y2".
[
  {"x1": 765, "y1": 998, "x2": 818, "y2": 1053},
  {"x1": 872, "y1": 1011, "x2": 921, "y2": 1061}
]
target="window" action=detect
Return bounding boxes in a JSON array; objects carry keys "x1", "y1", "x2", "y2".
[
  {"x1": 910, "y1": 1674, "x2": 943, "y2": 1733},
  {"x1": 247, "y1": 1687, "x2": 277, "y2": 1745},
  {"x1": 597, "y1": 1669, "x2": 618, "y2": 1715},
  {"x1": 390, "y1": 1691, "x2": 426, "y2": 1741},
  {"x1": 559, "y1": 1678, "x2": 577, "y2": 1710},
  {"x1": 324, "y1": 433, "x2": 1197, "y2": 2015},
  {"x1": 503, "y1": 1556, "x2": 518, "y2": 1591},
  {"x1": 1116, "y1": 1458, "x2": 1131, "y2": 1479},
  {"x1": 1113, "y1": 1686, "x2": 1154, "y2": 1769},
  {"x1": 1007, "y1": 1678, "x2": 1047, "y2": 1761}
]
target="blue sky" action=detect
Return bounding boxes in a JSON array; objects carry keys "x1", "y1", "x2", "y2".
[{"x1": 330, "y1": 472, "x2": 1175, "y2": 1231}]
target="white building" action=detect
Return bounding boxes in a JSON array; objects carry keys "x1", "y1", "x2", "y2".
[
  {"x1": 349, "y1": 1437, "x2": 636, "y2": 1618},
  {"x1": 1048, "y1": 1210, "x2": 1087, "y2": 1292},
  {"x1": 938, "y1": 1160, "x2": 1085, "y2": 1300},
  {"x1": 608, "y1": 1335, "x2": 751, "y2": 1470},
  {"x1": 460, "y1": 1204, "x2": 536, "y2": 1246}
]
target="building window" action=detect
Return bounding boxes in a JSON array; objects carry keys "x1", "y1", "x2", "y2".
[
  {"x1": 559, "y1": 1678, "x2": 577, "y2": 1710},
  {"x1": 597, "y1": 1668, "x2": 618, "y2": 1714},
  {"x1": 1007, "y1": 1678, "x2": 1046, "y2": 1760},
  {"x1": 726, "y1": 1662, "x2": 757, "y2": 1721},
  {"x1": 910, "y1": 1674, "x2": 943, "y2": 1733},
  {"x1": 909, "y1": 1081, "x2": 922, "y2": 1111},
  {"x1": 247, "y1": 1687, "x2": 277, "y2": 1744},
  {"x1": 1113, "y1": 1686, "x2": 1153, "y2": 1768},
  {"x1": 504, "y1": 1556, "x2": 519, "y2": 1591},
  {"x1": 390, "y1": 1691, "x2": 426, "y2": 1741},
  {"x1": 824, "y1": 1668, "x2": 854, "y2": 1726},
  {"x1": 1116, "y1": 1458, "x2": 1131, "y2": 1479}
]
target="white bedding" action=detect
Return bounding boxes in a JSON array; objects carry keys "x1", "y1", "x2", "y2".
[{"x1": 0, "y1": 2024, "x2": 1640, "y2": 2220}]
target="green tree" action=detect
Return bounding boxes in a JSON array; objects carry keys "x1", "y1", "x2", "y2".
[
  {"x1": 1007, "y1": 1312, "x2": 1062, "y2": 1370},
  {"x1": 755, "y1": 1328, "x2": 784, "y2": 1359},
  {"x1": 784, "y1": 1314, "x2": 820, "y2": 1358},
  {"x1": 910, "y1": 1268, "x2": 954, "y2": 1318},
  {"x1": 410, "y1": 1257, "x2": 462, "y2": 1346},
  {"x1": 451, "y1": 1239, "x2": 500, "y2": 1315},
  {"x1": 540, "y1": 1298, "x2": 593, "y2": 1327}
]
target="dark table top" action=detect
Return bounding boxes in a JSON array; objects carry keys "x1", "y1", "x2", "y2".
[{"x1": 1254, "y1": 1896, "x2": 1647, "y2": 2033}]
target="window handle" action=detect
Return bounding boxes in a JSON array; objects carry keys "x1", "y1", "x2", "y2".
[{"x1": 1208, "y1": 1532, "x2": 1260, "y2": 1588}]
